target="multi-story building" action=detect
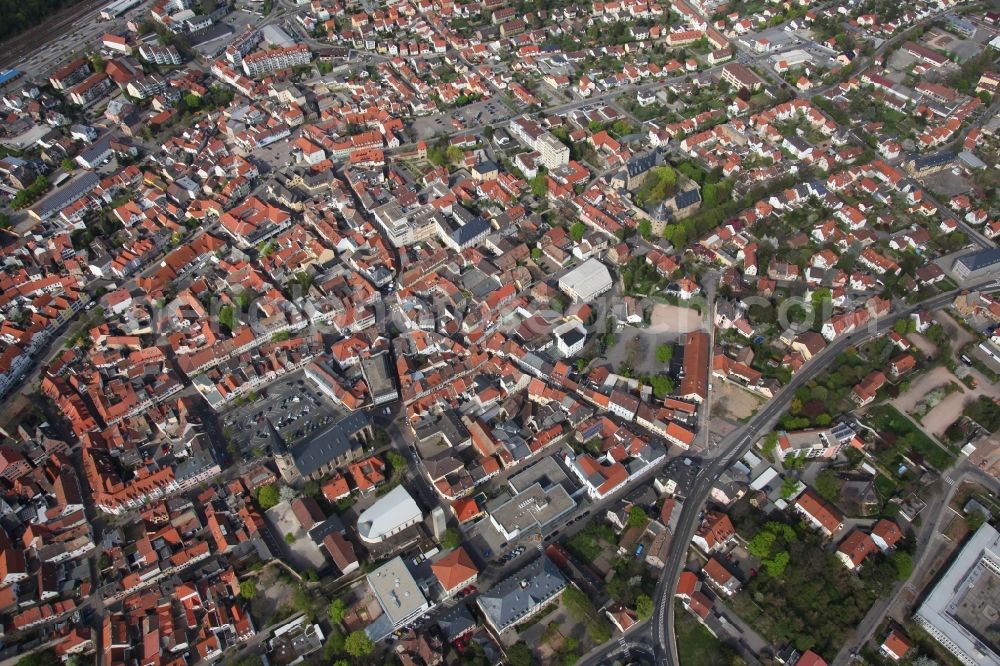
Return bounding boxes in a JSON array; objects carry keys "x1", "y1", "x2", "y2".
[
  {"x1": 49, "y1": 57, "x2": 90, "y2": 90},
  {"x1": 510, "y1": 116, "x2": 569, "y2": 169},
  {"x1": 477, "y1": 556, "x2": 567, "y2": 633},
  {"x1": 914, "y1": 524, "x2": 1000, "y2": 666},
  {"x1": 225, "y1": 28, "x2": 262, "y2": 63},
  {"x1": 242, "y1": 44, "x2": 311, "y2": 77},
  {"x1": 365, "y1": 557, "x2": 430, "y2": 641},
  {"x1": 138, "y1": 44, "x2": 183, "y2": 66},
  {"x1": 68, "y1": 73, "x2": 114, "y2": 107}
]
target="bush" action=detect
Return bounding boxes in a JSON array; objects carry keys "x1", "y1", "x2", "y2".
[
  {"x1": 636, "y1": 594, "x2": 653, "y2": 620},
  {"x1": 239, "y1": 580, "x2": 257, "y2": 600},
  {"x1": 441, "y1": 528, "x2": 461, "y2": 550},
  {"x1": 328, "y1": 598, "x2": 346, "y2": 624},
  {"x1": 344, "y1": 630, "x2": 375, "y2": 657},
  {"x1": 257, "y1": 484, "x2": 280, "y2": 509}
]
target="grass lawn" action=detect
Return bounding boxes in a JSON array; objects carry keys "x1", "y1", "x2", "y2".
[
  {"x1": 675, "y1": 601, "x2": 743, "y2": 666},
  {"x1": 868, "y1": 404, "x2": 957, "y2": 471},
  {"x1": 565, "y1": 521, "x2": 615, "y2": 563}
]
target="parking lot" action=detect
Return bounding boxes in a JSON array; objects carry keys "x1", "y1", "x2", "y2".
[
  {"x1": 410, "y1": 97, "x2": 512, "y2": 140},
  {"x1": 222, "y1": 369, "x2": 346, "y2": 460}
]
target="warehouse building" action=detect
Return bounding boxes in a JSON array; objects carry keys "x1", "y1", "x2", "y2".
[{"x1": 558, "y1": 258, "x2": 613, "y2": 303}]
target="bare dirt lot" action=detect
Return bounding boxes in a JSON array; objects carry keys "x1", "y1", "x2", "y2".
[
  {"x1": 711, "y1": 381, "x2": 764, "y2": 423},
  {"x1": 936, "y1": 310, "x2": 975, "y2": 352},
  {"x1": 647, "y1": 303, "x2": 704, "y2": 334},
  {"x1": 248, "y1": 565, "x2": 297, "y2": 626},
  {"x1": 892, "y1": 366, "x2": 971, "y2": 437},
  {"x1": 908, "y1": 332, "x2": 938, "y2": 359}
]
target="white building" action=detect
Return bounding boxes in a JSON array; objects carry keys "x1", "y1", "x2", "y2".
[
  {"x1": 356, "y1": 485, "x2": 423, "y2": 543},
  {"x1": 554, "y1": 321, "x2": 586, "y2": 356},
  {"x1": 558, "y1": 258, "x2": 613, "y2": 303},
  {"x1": 242, "y1": 44, "x2": 311, "y2": 77},
  {"x1": 365, "y1": 557, "x2": 430, "y2": 641},
  {"x1": 914, "y1": 523, "x2": 1000, "y2": 666}
]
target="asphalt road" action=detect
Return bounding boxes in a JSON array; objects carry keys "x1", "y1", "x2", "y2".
[{"x1": 578, "y1": 278, "x2": 1000, "y2": 666}]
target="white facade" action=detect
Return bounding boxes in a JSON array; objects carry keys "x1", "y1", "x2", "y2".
[{"x1": 356, "y1": 485, "x2": 423, "y2": 543}]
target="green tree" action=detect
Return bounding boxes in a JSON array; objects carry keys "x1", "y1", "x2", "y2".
[
  {"x1": 655, "y1": 344, "x2": 673, "y2": 364},
  {"x1": 60, "y1": 158, "x2": 75, "y2": 171},
  {"x1": 702, "y1": 182, "x2": 718, "y2": 206},
  {"x1": 444, "y1": 145, "x2": 464, "y2": 165},
  {"x1": 587, "y1": 621, "x2": 611, "y2": 644},
  {"x1": 219, "y1": 305, "x2": 237, "y2": 332},
  {"x1": 239, "y1": 579, "x2": 257, "y2": 600},
  {"x1": 531, "y1": 173, "x2": 548, "y2": 198},
  {"x1": 780, "y1": 476, "x2": 799, "y2": 499},
  {"x1": 386, "y1": 450, "x2": 405, "y2": 473},
  {"x1": 441, "y1": 528, "x2": 462, "y2": 550},
  {"x1": 257, "y1": 484, "x2": 280, "y2": 509},
  {"x1": 627, "y1": 506, "x2": 648, "y2": 528},
  {"x1": 763, "y1": 551, "x2": 790, "y2": 577},
  {"x1": 183, "y1": 93, "x2": 201, "y2": 110},
  {"x1": 890, "y1": 551, "x2": 913, "y2": 580},
  {"x1": 324, "y1": 627, "x2": 345, "y2": 659},
  {"x1": 507, "y1": 643, "x2": 533, "y2": 666},
  {"x1": 328, "y1": 598, "x2": 346, "y2": 624},
  {"x1": 635, "y1": 594, "x2": 653, "y2": 620},
  {"x1": 637, "y1": 219, "x2": 652, "y2": 240},
  {"x1": 284, "y1": 532, "x2": 296, "y2": 544},
  {"x1": 15, "y1": 650, "x2": 59, "y2": 666},
  {"x1": 814, "y1": 470, "x2": 841, "y2": 503},
  {"x1": 649, "y1": 375, "x2": 674, "y2": 399},
  {"x1": 344, "y1": 630, "x2": 375, "y2": 657},
  {"x1": 747, "y1": 530, "x2": 777, "y2": 559},
  {"x1": 761, "y1": 432, "x2": 779, "y2": 458},
  {"x1": 569, "y1": 221, "x2": 586, "y2": 242}
]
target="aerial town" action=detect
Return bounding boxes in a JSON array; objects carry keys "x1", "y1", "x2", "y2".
[{"x1": 0, "y1": 0, "x2": 998, "y2": 665}]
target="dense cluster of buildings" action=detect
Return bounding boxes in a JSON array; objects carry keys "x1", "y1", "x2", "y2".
[{"x1": 0, "y1": 0, "x2": 995, "y2": 662}]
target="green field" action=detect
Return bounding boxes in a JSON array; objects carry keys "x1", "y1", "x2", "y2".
[
  {"x1": 675, "y1": 601, "x2": 743, "y2": 666},
  {"x1": 868, "y1": 404, "x2": 957, "y2": 471}
]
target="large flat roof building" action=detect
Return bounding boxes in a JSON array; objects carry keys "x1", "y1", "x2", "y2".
[
  {"x1": 365, "y1": 556, "x2": 430, "y2": 641},
  {"x1": 953, "y1": 248, "x2": 1000, "y2": 282},
  {"x1": 488, "y1": 482, "x2": 576, "y2": 542},
  {"x1": 558, "y1": 258, "x2": 613, "y2": 303},
  {"x1": 360, "y1": 352, "x2": 398, "y2": 406},
  {"x1": 914, "y1": 523, "x2": 1000, "y2": 666}
]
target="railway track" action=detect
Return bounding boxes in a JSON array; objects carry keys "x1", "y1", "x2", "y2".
[{"x1": 0, "y1": 0, "x2": 108, "y2": 70}]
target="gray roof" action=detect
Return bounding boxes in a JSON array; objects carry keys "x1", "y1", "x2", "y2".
[
  {"x1": 507, "y1": 455, "x2": 571, "y2": 495},
  {"x1": 956, "y1": 248, "x2": 1000, "y2": 272},
  {"x1": 913, "y1": 151, "x2": 955, "y2": 170},
  {"x1": 291, "y1": 410, "x2": 370, "y2": 477},
  {"x1": 489, "y1": 482, "x2": 576, "y2": 538},
  {"x1": 366, "y1": 556, "x2": 429, "y2": 636},
  {"x1": 675, "y1": 188, "x2": 701, "y2": 209},
  {"x1": 30, "y1": 171, "x2": 100, "y2": 219},
  {"x1": 558, "y1": 327, "x2": 585, "y2": 348},
  {"x1": 476, "y1": 556, "x2": 567, "y2": 631},
  {"x1": 626, "y1": 148, "x2": 662, "y2": 178},
  {"x1": 79, "y1": 133, "x2": 114, "y2": 164},
  {"x1": 413, "y1": 409, "x2": 469, "y2": 447},
  {"x1": 452, "y1": 216, "x2": 491, "y2": 246},
  {"x1": 436, "y1": 603, "x2": 477, "y2": 641}
]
